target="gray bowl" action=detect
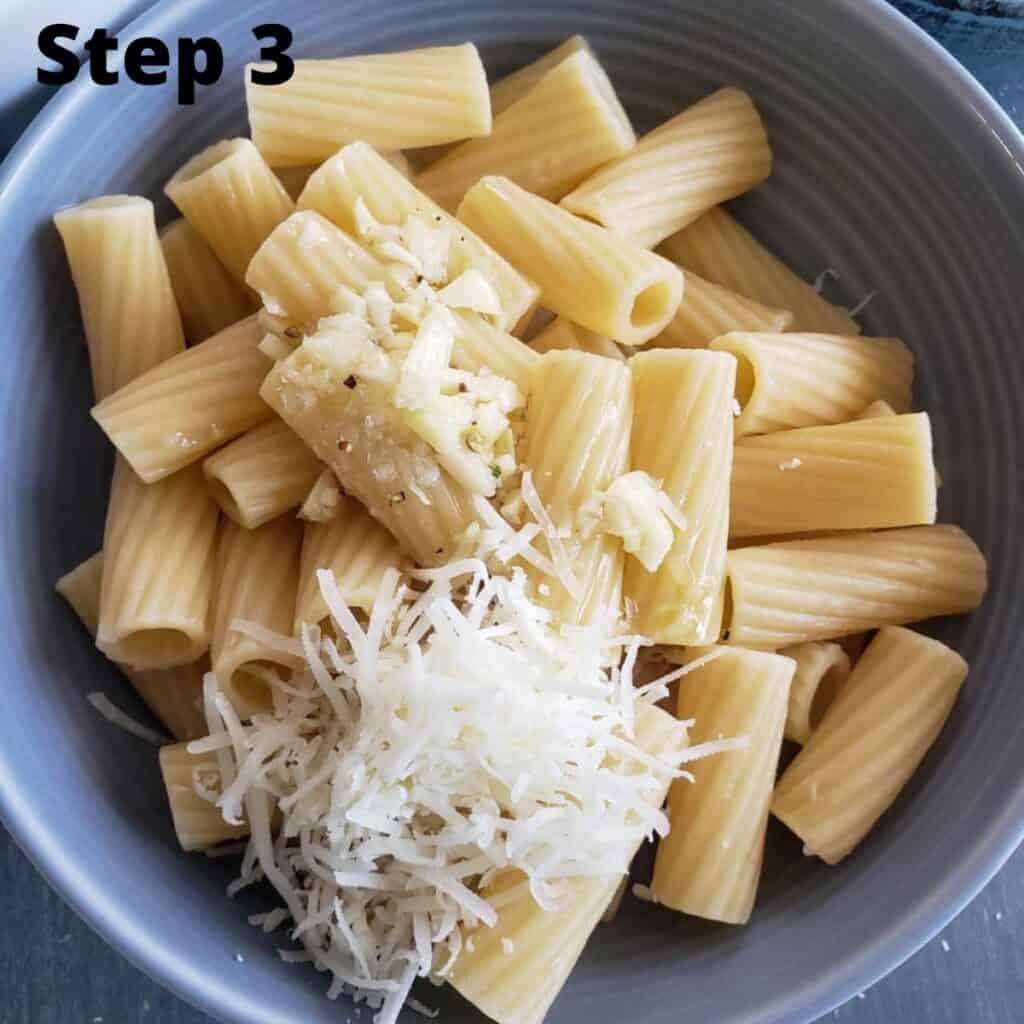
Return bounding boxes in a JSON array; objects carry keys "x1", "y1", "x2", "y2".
[{"x1": 2, "y1": 1, "x2": 1023, "y2": 1021}]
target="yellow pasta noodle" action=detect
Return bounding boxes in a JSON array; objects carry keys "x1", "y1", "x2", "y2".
[
  {"x1": 779, "y1": 641, "x2": 851, "y2": 745},
  {"x1": 294, "y1": 498, "x2": 405, "y2": 631},
  {"x1": 57, "y1": 551, "x2": 208, "y2": 741},
  {"x1": 489, "y1": 35, "x2": 592, "y2": 117},
  {"x1": 160, "y1": 218, "x2": 256, "y2": 344},
  {"x1": 457, "y1": 177, "x2": 683, "y2": 346},
  {"x1": 247, "y1": 210, "x2": 539, "y2": 393},
  {"x1": 530, "y1": 316, "x2": 626, "y2": 361},
  {"x1": 165, "y1": 138, "x2": 295, "y2": 288},
  {"x1": 654, "y1": 270, "x2": 793, "y2": 349},
  {"x1": 522, "y1": 351, "x2": 632, "y2": 626},
  {"x1": 772, "y1": 626, "x2": 967, "y2": 863},
  {"x1": 276, "y1": 151, "x2": 410, "y2": 201},
  {"x1": 561, "y1": 88, "x2": 771, "y2": 248},
  {"x1": 260, "y1": 330, "x2": 476, "y2": 567},
  {"x1": 857, "y1": 399, "x2": 898, "y2": 419},
  {"x1": 298, "y1": 141, "x2": 540, "y2": 333},
  {"x1": 92, "y1": 315, "x2": 274, "y2": 483},
  {"x1": 651, "y1": 646, "x2": 793, "y2": 924},
  {"x1": 725, "y1": 525, "x2": 987, "y2": 648},
  {"x1": 211, "y1": 517, "x2": 303, "y2": 718},
  {"x1": 54, "y1": 195, "x2": 185, "y2": 399},
  {"x1": 729, "y1": 413, "x2": 936, "y2": 537},
  {"x1": 418, "y1": 50, "x2": 634, "y2": 211},
  {"x1": 98, "y1": 460, "x2": 219, "y2": 670},
  {"x1": 625, "y1": 350, "x2": 736, "y2": 644},
  {"x1": 450, "y1": 701, "x2": 683, "y2": 1024},
  {"x1": 159, "y1": 742, "x2": 249, "y2": 852},
  {"x1": 711, "y1": 332, "x2": 913, "y2": 436},
  {"x1": 246, "y1": 45, "x2": 491, "y2": 166},
  {"x1": 202, "y1": 418, "x2": 322, "y2": 529},
  {"x1": 659, "y1": 207, "x2": 860, "y2": 335}
]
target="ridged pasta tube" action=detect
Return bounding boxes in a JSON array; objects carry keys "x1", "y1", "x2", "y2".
[
  {"x1": 458, "y1": 177, "x2": 683, "y2": 346},
  {"x1": 779, "y1": 641, "x2": 851, "y2": 745},
  {"x1": 98, "y1": 461, "x2": 219, "y2": 670},
  {"x1": 56, "y1": 551, "x2": 209, "y2": 740},
  {"x1": 160, "y1": 218, "x2": 256, "y2": 344},
  {"x1": 522, "y1": 352, "x2": 632, "y2": 626},
  {"x1": 711, "y1": 332, "x2": 913, "y2": 436},
  {"x1": 857, "y1": 399, "x2": 898, "y2": 419},
  {"x1": 297, "y1": 141, "x2": 539, "y2": 333},
  {"x1": 725, "y1": 525, "x2": 987, "y2": 648},
  {"x1": 246, "y1": 45, "x2": 491, "y2": 166},
  {"x1": 211, "y1": 517, "x2": 303, "y2": 719},
  {"x1": 91, "y1": 315, "x2": 274, "y2": 483},
  {"x1": 276, "y1": 151, "x2": 410, "y2": 202},
  {"x1": 530, "y1": 316, "x2": 626, "y2": 361},
  {"x1": 625, "y1": 350, "x2": 736, "y2": 644},
  {"x1": 54, "y1": 195, "x2": 185, "y2": 399},
  {"x1": 202, "y1": 418, "x2": 322, "y2": 529},
  {"x1": 418, "y1": 50, "x2": 635, "y2": 211},
  {"x1": 561, "y1": 88, "x2": 771, "y2": 248},
  {"x1": 772, "y1": 626, "x2": 967, "y2": 863},
  {"x1": 294, "y1": 499, "x2": 405, "y2": 631},
  {"x1": 165, "y1": 138, "x2": 295, "y2": 288},
  {"x1": 449, "y1": 702, "x2": 683, "y2": 1024},
  {"x1": 160, "y1": 742, "x2": 249, "y2": 852},
  {"x1": 729, "y1": 414, "x2": 937, "y2": 538},
  {"x1": 654, "y1": 270, "x2": 793, "y2": 349},
  {"x1": 651, "y1": 647, "x2": 793, "y2": 923},
  {"x1": 660, "y1": 207, "x2": 860, "y2": 335}
]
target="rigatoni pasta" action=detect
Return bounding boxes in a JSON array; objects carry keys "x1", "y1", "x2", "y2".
[
  {"x1": 561, "y1": 88, "x2": 771, "y2": 247},
  {"x1": 54, "y1": 195, "x2": 185, "y2": 399},
  {"x1": 779, "y1": 641, "x2": 851, "y2": 745},
  {"x1": 660, "y1": 206, "x2": 861, "y2": 335},
  {"x1": 711, "y1": 332, "x2": 913, "y2": 436},
  {"x1": 458, "y1": 176, "x2": 683, "y2": 345},
  {"x1": 418, "y1": 50, "x2": 635, "y2": 211},
  {"x1": 729, "y1": 413, "x2": 936, "y2": 537},
  {"x1": 160, "y1": 218, "x2": 256, "y2": 344},
  {"x1": 726, "y1": 525, "x2": 987, "y2": 648},
  {"x1": 246, "y1": 44, "x2": 491, "y2": 166},
  {"x1": 165, "y1": 138, "x2": 295, "y2": 288},
  {"x1": 202, "y1": 418, "x2": 322, "y2": 529},
  {"x1": 91, "y1": 315, "x2": 273, "y2": 483},
  {"x1": 530, "y1": 316, "x2": 626, "y2": 361},
  {"x1": 651, "y1": 647, "x2": 793, "y2": 923},
  {"x1": 773, "y1": 627, "x2": 968, "y2": 863}
]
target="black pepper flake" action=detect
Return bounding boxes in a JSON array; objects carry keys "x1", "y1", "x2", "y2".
[
  {"x1": 344, "y1": 375, "x2": 358, "y2": 389},
  {"x1": 458, "y1": 382, "x2": 468, "y2": 393},
  {"x1": 388, "y1": 490, "x2": 407, "y2": 505},
  {"x1": 284, "y1": 326, "x2": 302, "y2": 339},
  {"x1": 336, "y1": 438, "x2": 351, "y2": 453},
  {"x1": 435, "y1": 547, "x2": 444, "y2": 555},
  {"x1": 434, "y1": 215, "x2": 442, "y2": 222},
  {"x1": 416, "y1": 274, "x2": 424, "y2": 284}
]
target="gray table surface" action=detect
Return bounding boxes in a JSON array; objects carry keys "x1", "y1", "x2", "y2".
[{"x1": 3, "y1": 1, "x2": 1023, "y2": 1021}]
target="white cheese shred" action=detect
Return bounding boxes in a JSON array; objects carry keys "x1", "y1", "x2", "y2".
[{"x1": 86, "y1": 692, "x2": 168, "y2": 746}]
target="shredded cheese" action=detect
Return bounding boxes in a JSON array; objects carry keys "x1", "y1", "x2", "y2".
[
  {"x1": 86, "y1": 692, "x2": 168, "y2": 746},
  {"x1": 600, "y1": 472, "x2": 684, "y2": 572}
]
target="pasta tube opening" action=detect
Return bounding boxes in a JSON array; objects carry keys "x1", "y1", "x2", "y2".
[{"x1": 111, "y1": 626, "x2": 207, "y2": 669}]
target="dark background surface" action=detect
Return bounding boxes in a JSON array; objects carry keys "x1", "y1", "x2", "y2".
[{"x1": 2, "y1": 1, "x2": 1023, "y2": 1021}]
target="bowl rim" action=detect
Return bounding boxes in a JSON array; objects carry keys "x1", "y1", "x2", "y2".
[{"x1": 2, "y1": 0, "x2": 1024, "y2": 1021}]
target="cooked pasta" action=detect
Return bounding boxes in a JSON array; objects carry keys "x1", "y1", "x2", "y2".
[
  {"x1": 530, "y1": 315, "x2": 626, "y2": 360},
  {"x1": 729, "y1": 413, "x2": 937, "y2": 537},
  {"x1": 165, "y1": 138, "x2": 295, "y2": 288},
  {"x1": 202, "y1": 418, "x2": 322, "y2": 529},
  {"x1": 772, "y1": 627, "x2": 967, "y2": 863},
  {"x1": 857, "y1": 399, "x2": 898, "y2": 419},
  {"x1": 522, "y1": 351, "x2": 632, "y2": 626},
  {"x1": 211, "y1": 517, "x2": 303, "y2": 718},
  {"x1": 726, "y1": 525, "x2": 987, "y2": 648},
  {"x1": 561, "y1": 88, "x2": 771, "y2": 248},
  {"x1": 276, "y1": 151, "x2": 411, "y2": 201},
  {"x1": 655, "y1": 270, "x2": 793, "y2": 349},
  {"x1": 294, "y1": 499, "x2": 406, "y2": 630},
  {"x1": 660, "y1": 207, "x2": 861, "y2": 335},
  {"x1": 779, "y1": 641, "x2": 851, "y2": 745},
  {"x1": 418, "y1": 50, "x2": 634, "y2": 211},
  {"x1": 625, "y1": 350, "x2": 736, "y2": 644},
  {"x1": 651, "y1": 647, "x2": 793, "y2": 923},
  {"x1": 98, "y1": 461, "x2": 219, "y2": 670},
  {"x1": 457, "y1": 176, "x2": 683, "y2": 345},
  {"x1": 711, "y1": 332, "x2": 913, "y2": 436},
  {"x1": 160, "y1": 742, "x2": 249, "y2": 851},
  {"x1": 91, "y1": 315, "x2": 273, "y2": 483},
  {"x1": 160, "y1": 218, "x2": 257, "y2": 344},
  {"x1": 246, "y1": 44, "x2": 491, "y2": 166},
  {"x1": 54, "y1": 195, "x2": 185, "y2": 399},
  {"x1": 297, "y1": 141, "x2": 540, "y2": 333}
]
